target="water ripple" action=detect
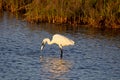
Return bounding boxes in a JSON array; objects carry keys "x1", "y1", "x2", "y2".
[{"x1": 0, "y1": 13, "x2": 120, "y2": 80}]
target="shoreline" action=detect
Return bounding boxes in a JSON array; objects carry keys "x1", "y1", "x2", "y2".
[{"x1": 0, "y1": 0, "x2": 120, "y2": 28}]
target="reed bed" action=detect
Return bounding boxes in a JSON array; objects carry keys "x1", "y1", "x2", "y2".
[{"x1": 1, "y1": 0, "x2": 120, "y2": 28}]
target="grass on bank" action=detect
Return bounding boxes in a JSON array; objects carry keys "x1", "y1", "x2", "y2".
[{"x1": 1, "y1": 0, "x2": 120, "y2": 28}]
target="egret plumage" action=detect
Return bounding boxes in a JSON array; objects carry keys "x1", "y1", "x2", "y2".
[{"x1": 41, "y1": 34, "x2": 75, "y2": 59}]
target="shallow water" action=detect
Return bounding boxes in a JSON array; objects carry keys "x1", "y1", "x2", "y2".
[{"x1": 0, "y1": 12, "x2": 120, "y2": 80}]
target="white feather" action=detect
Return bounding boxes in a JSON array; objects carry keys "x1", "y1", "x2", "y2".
[{"x1": 41, "y1": 34, "x2": 75, "y2": 58}]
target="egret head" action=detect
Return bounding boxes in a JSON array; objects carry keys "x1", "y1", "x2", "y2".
[{"x1": 41, "y1": 38, "x2": 50, "y2": 50}]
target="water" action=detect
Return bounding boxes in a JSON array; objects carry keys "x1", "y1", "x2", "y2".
[{"x1": 0, "y1": 12, "x2": 120, "y2": 80}]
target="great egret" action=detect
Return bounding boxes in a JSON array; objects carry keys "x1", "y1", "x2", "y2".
[{"x1": 41, "y1": 34, "x2": 75, "y2": 59}]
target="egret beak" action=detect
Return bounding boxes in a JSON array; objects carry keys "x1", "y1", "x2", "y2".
[{"x1": 41, "y1": 42, "x2": 45, "y2": 50}]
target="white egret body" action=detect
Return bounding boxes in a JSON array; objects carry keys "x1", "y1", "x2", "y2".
[{"x1": 41, "y1": 34, "x2": 74, "y2": 58}]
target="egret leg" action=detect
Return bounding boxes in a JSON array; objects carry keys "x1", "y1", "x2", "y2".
[{"x1": 60, "y1": 48, "x2": 63, "y2": 59}]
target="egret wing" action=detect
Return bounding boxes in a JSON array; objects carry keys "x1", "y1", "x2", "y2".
[{"x1": 52, "y1": 34, "x2": 74, "y2": 46}]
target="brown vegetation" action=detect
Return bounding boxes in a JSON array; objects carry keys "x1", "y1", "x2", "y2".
[{"x1": 1, "y1": 0, "x2": 120, "y2": 28}]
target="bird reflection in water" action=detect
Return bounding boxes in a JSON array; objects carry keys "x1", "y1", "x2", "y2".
[{"x1": 40, "y1": 56, "x2": 72, "y2": 79}]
